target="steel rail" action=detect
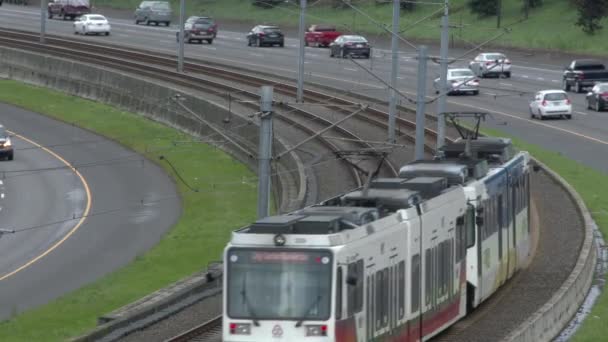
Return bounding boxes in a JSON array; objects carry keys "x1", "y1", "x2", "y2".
[
  {"x1": 0, "y1": 28, "x2": 440, "y2": 154},
  {"x1": 164, "y1": 315, "x2": 222, "y2": 342}
]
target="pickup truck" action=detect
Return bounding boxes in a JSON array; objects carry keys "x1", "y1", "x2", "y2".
[
  {"x1": 562, "y1": 59, "x2": 608, "y2": 93},
  {"x1": 48, "y1": 0, "x2": 90, "y2": 21},
  {"x1": 304, "y1": 25, "x2": 342, "y2": 48}
]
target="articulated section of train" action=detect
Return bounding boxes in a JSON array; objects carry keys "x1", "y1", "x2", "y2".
[{"x1": 222, "y1": 136, "x2": 531, "y2": 342}]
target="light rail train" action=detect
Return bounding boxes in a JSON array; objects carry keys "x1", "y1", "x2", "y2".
[{"x1": 222, "y1": 133, "x2": 531, "y2": 342}]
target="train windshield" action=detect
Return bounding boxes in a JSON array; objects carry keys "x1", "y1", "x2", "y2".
[{"x1": 227, "y1": 249, "x2": 332, "y2": 321}]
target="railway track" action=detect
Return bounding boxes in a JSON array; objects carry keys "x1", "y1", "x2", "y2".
[
  {"x1": 165, "y1": 315, "x2": 222, "y2": 342},
  {"x1": 0, "y1": 28, "x2": 429, "y2": 198}
]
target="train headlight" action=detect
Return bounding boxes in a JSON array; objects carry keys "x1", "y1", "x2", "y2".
[
  {"x1": 274, "y1": 234, "x2": 286, "y2": 246},
  {"x1": 229, "y1": 322, "x2": 251, "y2": 335},
  {"x1": 305, "y1": 324, "x2": 328, "y2": 336}
]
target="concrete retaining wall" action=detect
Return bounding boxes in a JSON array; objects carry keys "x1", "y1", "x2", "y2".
[
  {"x1": 0, "y1": 46, "x2": 307, "y2": 213},
  {"x1": 503, "y1": 159, "x2": 598, "y2": 342}
]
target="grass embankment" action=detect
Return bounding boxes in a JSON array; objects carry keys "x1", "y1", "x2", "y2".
[
  {"x1": 0, "y1": 80, "x2": 257, "y2": 341},
  {"x1": 482, "y1": 128, "x2": 608, "y2": 342},
  {"x1": 94, "y1": 0, "x2": 608, "y2": 55},
  {"x1": 0, "y1": 80, "x2": 605, "y2": 340}
]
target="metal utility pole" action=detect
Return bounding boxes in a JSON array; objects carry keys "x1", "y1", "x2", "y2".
[
  {"x1": 296, "y1": 0, "x2": 306, "y2": 103},
  {"x1": 436, "y1": 1, "x2": 449, "y2": 150},
  {"x1": 497, "y1": 0, "x2": 502, "y2": 28},
  {"x1": 387, "y1": 0, "x2": 400, "y2": 144},
  {"x1": 415, "y1": 46, "x2": 428, "y2": 161},
  {"x1": 257, "y1": 86, "x2": 274, "y2": 219},
  {"x1": 40, "y1": 0, "x2": 47, "y2": 44},
  {"x1": 177, "y1": 0, "x2": 185, "y2": 73}
]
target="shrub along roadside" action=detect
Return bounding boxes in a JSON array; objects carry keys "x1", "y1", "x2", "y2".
[{"x1": 0, "y1": 80, "x2": 258, "y2": 341}]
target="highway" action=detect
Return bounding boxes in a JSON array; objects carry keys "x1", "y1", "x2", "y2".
[
  {"x1": 0, "y1": 4, "x2": 606, "y2": 172},
  {"x1": 0, "y1": 102, "x2": 180, "y2": 320}
]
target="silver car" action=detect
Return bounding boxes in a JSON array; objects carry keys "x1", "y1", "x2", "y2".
[
  {"x1": 434, "y1": 68, "x2": 480, "y2": 95},
  {"x1": 134, "y1": 1, "x2": 172, "y2": 26},
  {"x1": 469, "y1": 52, "x2": 511, "y2": 78}
]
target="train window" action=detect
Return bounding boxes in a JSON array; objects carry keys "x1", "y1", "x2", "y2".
[
  {"x1": 347, "y1": 260, "x2": 364, "y2": 316},
  {"x1": 336, "y1": 267, "x2": 343, "y2": 320},
  {"x1": 367, "y1": 275, "x2": 373, "y2": 340},
  {"x1": 498, "y1": 195, "x2": 503, "y2": 260},
  {"x1": 466, "y1": 205, "x2": 475, "y2": 248},
  {"x1": 438, "y1": 242, "x2": 445, "y2": 297},
  {"x1": 383, "y1": 268, "x2": 389, "y2": 327},
  {"x1": 398, "y1": 261, "x2": 405, "y2": 319},
  {"x1": 376, "y1": 271, "x2": 382, "y2": 330},
  {"x1": 411, "y1": 254, "x2": 420, "y2": 313},
  {"x1": 425, "y1": 249, "x2": 431, "y2": 306}
]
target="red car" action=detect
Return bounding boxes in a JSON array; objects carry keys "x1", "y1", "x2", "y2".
[
  {"x1": 48, "y1": 0, "x2": 90, "y2": 21},
  {"x1": 304, "y1": 25, "x2": 341, "y2": 48}
]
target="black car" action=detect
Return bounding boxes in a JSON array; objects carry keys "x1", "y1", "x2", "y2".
[
  {"x1": 586, "y1": 83, "x2": 608, "y2": 112},
  {"x1": 247, "y1": 25, "x2": 284, "y2": 47},
  {"x1": 176, "y1": 16, "x2": 217, "y2": 44},
  {"x1": 0, "y1": 125, "x2": 13, "y2": 161},
  {"x1": 329, "y1": 35, "x2": 371, "y2": 59}
]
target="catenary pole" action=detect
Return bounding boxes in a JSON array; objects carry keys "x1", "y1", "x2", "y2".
[
  {"x1": 258, "y1": 86, "x2": 274, "y2": 219},
  {"x1": 387, "y1": 0, "x2": 400, "y2": 144},
  {"x1": 296, "y1": 0, "x2": 307, "y2": 103},
  {"x1": 436, "y1": 1, "x2": 449, "y2": 150},
  {"x1": 177, "y1": 0, "x2": 185, "y2": 73},
  {"x1": 40, "y1": 0, "x2": 47, "y2": 44},
  {"x1": 415, "y1": 46, "x2": 428, "y2": 161}
]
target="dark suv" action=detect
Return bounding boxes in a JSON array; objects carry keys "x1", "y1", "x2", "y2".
[
  {"x1": 0, "y1": 125, "x2": 14, "y2": 161},
  {"x1": 134, "y1": 1, "x2": 172, "y2": 26},
  {"x1": 246, "y1": 25, "x2": 284, "y2": 47},
  {"x1": 48, "y1": 0, "x2": 90, "y2": 21},
  {"x1": 176, "y1": 16, "x2": 217, "y2": 44}
]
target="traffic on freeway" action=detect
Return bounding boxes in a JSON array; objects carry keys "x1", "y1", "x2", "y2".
[{"x1": 0, "y1": 3, "x2": 606, "y2": 174}]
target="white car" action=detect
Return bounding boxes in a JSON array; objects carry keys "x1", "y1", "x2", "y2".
[
  {"x1": 469, "y1": 52, "x2": 511, "y2": 78},
  {"x1": 529, "y1": 90, "x2": 572, "y2": 120},
  {"x1": 433, "y1": 68, "x2": 480, "y2": 95},
  {"x1": 74, "y1": 14, "x2": 111, "y2": 36}
]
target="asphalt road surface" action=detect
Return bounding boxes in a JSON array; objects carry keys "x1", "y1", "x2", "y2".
[
  {"x1": 1, "y1": 4, "x2": 606, "y2": 173},
  {"x1": 0, "y1": 103, "x2": 180, "y2": 320}
]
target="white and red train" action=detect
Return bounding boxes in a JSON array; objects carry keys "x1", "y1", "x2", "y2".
[{"x1": 223, "y1": 136, "x2": 531, "y2": 342}]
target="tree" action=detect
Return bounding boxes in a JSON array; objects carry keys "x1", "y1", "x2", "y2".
[
  {"x1": 574, "y1": 0, "x2": 608, "y2": 34},
  {"x1": 469, "y1": 0, "x2": 498, "y2": 17}
]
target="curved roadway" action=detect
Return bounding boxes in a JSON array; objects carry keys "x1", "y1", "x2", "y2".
[
  {"x1": 0, "y1": 4, "x2": 606, "y2": 172},
  {"x1": 0, "y1": 102, "x2": 180, "y2": 320}
]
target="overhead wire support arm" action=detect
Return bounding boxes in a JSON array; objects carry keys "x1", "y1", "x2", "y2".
[
  {"x1": 0, "y1": 229, "x2": 15, "y2": 239},
  {"x1": 341, "y1": 0, "x2": 418, "y2": 51},
  {"x1": 171, "y1": 95, "x2": 254, "y2": 158},
  {"x1": 275, "y1": 104, "x2": 368, "y2": 160}
]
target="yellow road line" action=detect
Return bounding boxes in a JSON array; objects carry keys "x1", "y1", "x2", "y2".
[{"x1": 0, "y1": 131, "x2": 92, "y2": 281}]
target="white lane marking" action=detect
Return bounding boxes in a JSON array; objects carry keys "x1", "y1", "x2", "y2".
[
  {"x1": 575, "y1": 111, "x2": 588, "y2": 116},
  {"x1": 397, "y1": 76, "x2": 404, "y2": 79},
  {"x1": 522, "y1": 75, "x2": 529, "y2": 78},
  {"x1": 249, "y1": 53, "x2": 263, "y2": 57},
  {"x1": 0, "y1": 180, "x2": 3, "y2": 185},
  {"x1": 344, "y1": 68, "x2": 358, "y2": 72},
  {"x1": 500, "y1": 83, "x2": 513, "y2": 87},
  {"x1": 449, "y1": 100, "x2": 608, "y2": 146},
  {"x1": 537, "y1": 77, "x2": 545, "y2": 80},
  {"x1": 552, "y1": 80, "x2": 560, "y2": 83},
  {"x1": 1, "y1": 193, "x2": 4, "y2": 199}
]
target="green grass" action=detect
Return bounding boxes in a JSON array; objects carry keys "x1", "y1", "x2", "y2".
[
  {"x1": 481, "y1": 128, "x2": 608, "y2": 342},
  {"x1": 0, "y1": 80, "x2": 257, "y2": 341},
  {"x1": 94, "y1": 0, "x2": 608, "y2": 55},
  {"x1": 0, "y1": 80, "x2": 605, "y2": 340}
]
